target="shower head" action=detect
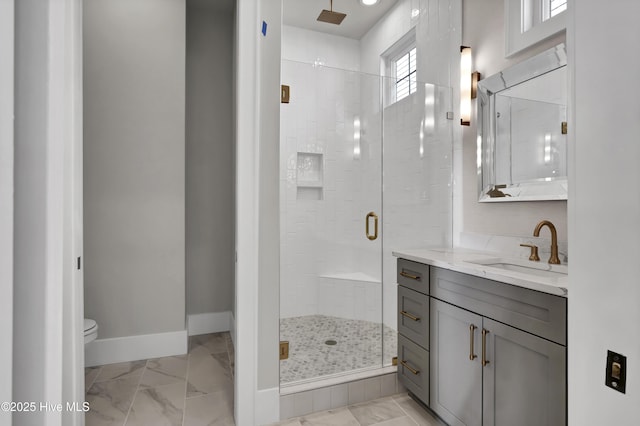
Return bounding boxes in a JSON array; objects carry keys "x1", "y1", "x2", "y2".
[{"x1": 317, "y1": 0, "x2": 346, "y2": 25}]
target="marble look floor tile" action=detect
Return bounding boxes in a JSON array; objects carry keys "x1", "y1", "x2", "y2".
[
  {"x1": 86, "y1": 376, "x2": 140, "y2": 426},
  {"x1": 186, "y1": 352, "x2": 233, "y2": 397},
  {"x1": 125, "y1": 382, "x2": 185, "y2": 426},
  {"x1": 139, "y1": 355, "x2": 188, "y2": 388},
  {"x1": 297, "y1": 407, "x2": 360, "y2": 426},
  {"x1": 391, "y1": 395, "x2": 445, "y2": 426},
  {"x1": 85, "y1": 367, "x2": 102, "y2": 392},
  {"x1": 269, "y1": 420, "x2": 302, "y2": 426},
  {"x1": 225, "y1": 334, "x2": 235, "y2": 377},
  {"x1": 189, "y1": 333, "x2": 228, "y2": 355},
  {"x1": 183, "y1": 388, "x2": 234, "y2": 426},
  {"x1": 348, "y1": 397, "x2": 406, "y2": 426},
  {"x1": 372, "y1": 416, "x2": 419, "y2": 426},
  {"x1": 95, "y1": 360, "x2": 146, "y2": 382}
]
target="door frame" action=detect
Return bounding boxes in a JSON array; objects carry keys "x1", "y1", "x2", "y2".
[{"x1": 0, "y1": 0, "x2": 15, "y2": 422}]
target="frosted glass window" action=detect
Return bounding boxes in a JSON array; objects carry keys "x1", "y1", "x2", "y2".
[{"x1": 395, "y1": 47, "x2": 416, "y2": 102}]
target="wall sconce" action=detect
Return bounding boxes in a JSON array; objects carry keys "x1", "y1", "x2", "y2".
[{"x1": 460, "y1": 46, "x2": 480, "y2": 126}]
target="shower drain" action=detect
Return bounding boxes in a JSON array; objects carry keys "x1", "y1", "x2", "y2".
[{"x1": 324, "y1": 339, "x2": 337, "y2": 346}]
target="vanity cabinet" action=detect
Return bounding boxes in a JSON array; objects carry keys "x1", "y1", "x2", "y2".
[
  {"x1": 431, "y1": 298, "x2": 566, "y2": 426},
  {"x1": 396, "y1": 259, "x2": 567, "y2": 426}
]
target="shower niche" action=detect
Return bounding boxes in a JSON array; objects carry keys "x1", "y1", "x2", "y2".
[{"x1": 296, "y1": 152, "x2": 323, "y2": 200}]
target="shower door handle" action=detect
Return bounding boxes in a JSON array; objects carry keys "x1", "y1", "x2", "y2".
[{"x1": 366, "y1": 212, "x2": 378, "y2": 241}]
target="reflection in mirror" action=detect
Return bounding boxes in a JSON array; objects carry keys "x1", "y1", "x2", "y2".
[{"x1": 477, "y1": 43, "x2": 568, "y2": 202}]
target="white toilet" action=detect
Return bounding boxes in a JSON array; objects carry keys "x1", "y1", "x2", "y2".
[{"x1": 84, "y1": 319, "x2": 98, "y2": 344}]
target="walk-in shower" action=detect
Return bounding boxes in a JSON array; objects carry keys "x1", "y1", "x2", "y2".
[{"x1": 279, "y1": 54, "x2": 453, "y2": 388}]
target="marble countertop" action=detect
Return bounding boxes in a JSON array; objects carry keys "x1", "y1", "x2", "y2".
[{"x1": 393, "y1": 247, "x2": 568, "y2": 297}]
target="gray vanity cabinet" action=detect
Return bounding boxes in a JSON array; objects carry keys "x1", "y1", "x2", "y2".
[{"x1": 429, "y1": 267, "x2": 567, "y2": 426}]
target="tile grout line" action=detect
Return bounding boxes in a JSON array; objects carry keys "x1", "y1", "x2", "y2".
[{"x1": 122, "y1": 360, "x2": 148, "y2": 426}]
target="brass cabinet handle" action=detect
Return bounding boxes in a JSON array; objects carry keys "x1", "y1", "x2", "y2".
[
  {"x1": 469, "y1": 324, "x2": 477, "y2": 360},
  {"x1": 366, "y1": 212, "x2": 378, "y2": 241},
  {"x1": 482, "y1": 328, "x2": 490, "y2": 366},
  {"x1": 400, "y1": 271, "x2": 420, "y2": 281},
  {"x1": 400, "y1": 310, "x2": 421, "y2": 322},
  {"x1": 400, "y1": 360, "x2": 420, "y2": 375}
]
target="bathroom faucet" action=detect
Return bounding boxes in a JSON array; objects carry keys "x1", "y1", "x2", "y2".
[{"x1": 533, "y1": 220, "x2": 561, "y2": 265}]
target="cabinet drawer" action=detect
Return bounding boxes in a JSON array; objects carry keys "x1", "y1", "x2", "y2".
[
  {"x1": 398, "y1": 334, "x2": 429, "y2": 405},
  {"x1": 397, "y1": 259, "x2": 429, "y2": 294},
  {"x1": 431, "y1": 267, "x2": 567, "y2": 345},
  {"x1": 398, "y1": 286, "x2": 429, "y2": 349}
]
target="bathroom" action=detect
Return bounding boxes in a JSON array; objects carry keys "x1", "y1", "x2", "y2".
[{"x1": 3, "y1": 0, "x2": 639, "y2": 426}]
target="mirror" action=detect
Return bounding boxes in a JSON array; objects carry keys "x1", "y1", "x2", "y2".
[{"x1": 477, "y1": 43, "x2": 567, "y2": 202}]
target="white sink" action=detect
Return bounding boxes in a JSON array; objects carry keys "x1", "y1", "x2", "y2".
[{"x1": 465, "y1": 258, "x2": 568, "y2": 278}]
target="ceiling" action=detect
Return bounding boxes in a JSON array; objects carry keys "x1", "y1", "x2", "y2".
[{"x1": 283, "y1": 0, "x2": 400, "y2": 40}]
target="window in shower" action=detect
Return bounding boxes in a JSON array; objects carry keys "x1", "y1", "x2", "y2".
[
  {"x1": 393, "y1": 46, "x2": 416, "y2": 102},
  {"x1": 382, "y1": 28, "x2": 417, "y2": 107}
]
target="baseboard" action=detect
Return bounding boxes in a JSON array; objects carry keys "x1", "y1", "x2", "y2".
[
  {"x1": 187, "y1": 311, "x2": 232, "y2": 336},
  {"x1": 255, "y1": 387, "x2": 280, "y2": 425},
  {"x1": 84, "y1": 329, "x2": 188, "y2": 367},
  {"x1": 229, "y1": 312, "x2": 236, "y2": 348}
]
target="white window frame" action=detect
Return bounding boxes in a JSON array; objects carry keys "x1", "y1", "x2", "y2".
[
  {"x1": 505, "y1": 0, "x2": 567, "y2": 57},
  {"x1": 382, "y1": 28, "x2": 417, "y2": 107}
]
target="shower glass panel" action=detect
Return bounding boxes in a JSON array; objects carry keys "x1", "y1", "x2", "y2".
[
  {"x1": 279, "y1": 59, "x2": 453, "y2": 387},
  {"x1": 279, "y1": 60, "x2": 384, "y2": 385},
  {"x1": 380, "y1": 77, "x2": 454, "y2": 366}
]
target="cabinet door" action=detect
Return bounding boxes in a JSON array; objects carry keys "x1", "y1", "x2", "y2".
[
  {"x1": 482, "y1": 318, "x2": 566, "y2": 426},
  {"x1": 430, "y1": 299, "x2": 482, "y2": 426}
]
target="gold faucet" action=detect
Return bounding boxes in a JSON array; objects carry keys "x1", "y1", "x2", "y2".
[{"x1": 533, "y1": 220, "x2": 561, "y2": 264}]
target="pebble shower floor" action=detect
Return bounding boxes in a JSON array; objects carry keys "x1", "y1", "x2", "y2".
[{"x1": 279, "y1": 315, "x2": 397, "y2": 384}]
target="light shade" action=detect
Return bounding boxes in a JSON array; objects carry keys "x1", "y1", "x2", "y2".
[
  {"x1": 361, "y1": 0, "x2": 379, "y2": 5},
  {"x1": 460, "y1": 46, "x2": 472, "y2": 126}
]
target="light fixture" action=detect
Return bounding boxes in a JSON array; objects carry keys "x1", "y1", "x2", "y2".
[
  {"x1": 460, "y1": 46, "x2": 480, "y2": 126},
  {"x1": 360, "y1": 0, "x2": 379, "y2": 5}
]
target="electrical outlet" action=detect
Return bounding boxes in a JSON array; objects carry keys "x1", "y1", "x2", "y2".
[{"x1": 605, "y1": 350, "x2": 626, "y2": 393}]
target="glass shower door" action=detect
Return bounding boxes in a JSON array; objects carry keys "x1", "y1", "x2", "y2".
[{"x1": 279, "y1": 60, "x2": 384, "y2": 385}]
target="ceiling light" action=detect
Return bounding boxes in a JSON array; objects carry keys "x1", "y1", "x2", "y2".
[{"x1": 361, "y1": 0, "x2": 379, "y2": 6}]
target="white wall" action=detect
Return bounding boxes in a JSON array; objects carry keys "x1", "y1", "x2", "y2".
[
  {"x1": 14, "y1": 0, "x2": 81, "y2": 423},
  {"x1": 186, "y1": 0, "x2": 235, "y2": 317},
  {"x1": 84, "y1": 0, "x2": 186, "y2": 339},
  {"x1": 61, "y1": 0, "x2": 84, "y2": 423},
  {"x1": 0, "y1": 0, "x2": 13, "y2": 423},
  {"x1": 257, "y1": 0, "x2": 282, "y2": 399},
  {"x1": 282, "y1": 26, "x2": 360, "y2": 71},
  {"x1": 460, "y1": 0, "x2": 567, "y2": 244},
  {"x1": 569, "y1": 1, "x2": 640, "y2": 423}
]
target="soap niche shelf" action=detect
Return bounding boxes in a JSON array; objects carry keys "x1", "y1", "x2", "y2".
[{"x1": 296, "y1": 152, "x2": 323, "y2": 200}]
